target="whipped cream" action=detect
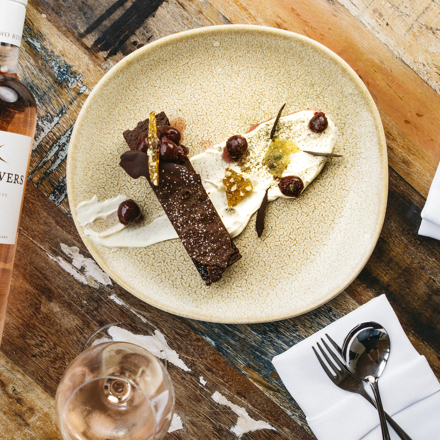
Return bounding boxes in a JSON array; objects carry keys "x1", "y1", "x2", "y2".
[
  {"x1": 192, "y1": 110, "x2": 337, "y2": 237},
  {"x1": 76, "y1": 195, "x2": 177, "y2": 248},
  {"x1": 76, "y1": 110, "x2": 337, "y2": 247}
]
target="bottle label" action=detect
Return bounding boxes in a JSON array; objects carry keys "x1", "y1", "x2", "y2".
[
  {"x1": 0, "y1": 2, "x2": 26, "y2": 47},
  {"x1": 0, "y1": 130, "x2": 32, "y2": 245}
]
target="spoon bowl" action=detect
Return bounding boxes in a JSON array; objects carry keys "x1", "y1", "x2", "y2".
[
  {"x1": 343, "y1": 322, "x2": 391, "y2": 440},
  {"x1": 344, "y1": 323, "x2": 390, "y2": 380}
]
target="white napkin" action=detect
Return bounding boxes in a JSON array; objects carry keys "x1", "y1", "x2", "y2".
[
  {"x1": 419, "y1": 162, "x2": 440, "y2": 239},
  {"x1": 272, "y1": 295, "x2": 440, "y2": 440}
]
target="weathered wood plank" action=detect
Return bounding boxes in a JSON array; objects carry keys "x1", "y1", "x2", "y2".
[
  {"x1": 181, "y1": 166, "x2": 440, "y2": 423},
  {"x1": 206, "y1": 0, "x2": 440, "y2": 196},
  {"x1": 20, "y1": 0, "x2": 440, "y2": 215},
  {"x1": 20, "y1": 5, "x2": 107, "y2": 214},
  {"x1": 20, "y1": 0, "x2": 233, "y2": 217},
  {"x1": 9, "y1": 177, "x2": 437, "y2": 436},
  {"x1": 183, "y1": 292, "x2": 359, "y2": 430},
  {"x1": 346, "y1": 166, "x2": 440, "y2": 377},
  {"x1": 1, "y1": 183, "x2": 315, "y2": 439},
  {"x1": 338, "y1": 0, "x2": 440, "y2": 94},
  {"x1": 2, "y1": 0, "x2": 439, "y2": 438},
  {"x1": 0, "y1": 352, "x2": 59, "y2": 439}
]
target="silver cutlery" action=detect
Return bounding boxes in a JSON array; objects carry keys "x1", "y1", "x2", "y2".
[
  {"x1": 344, "y1": 323, "x2": 391, "y2": 440},
  {"x1": 313, "y1": 334, "x2": 412, "y2": 440}
]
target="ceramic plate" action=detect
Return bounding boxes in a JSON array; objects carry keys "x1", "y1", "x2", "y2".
[{"x1": 67, "y1": 25, "x2": 387, "y2": 323}]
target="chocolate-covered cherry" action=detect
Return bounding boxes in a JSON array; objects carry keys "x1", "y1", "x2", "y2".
[
  {"x1": 278, "y1": 176, "x2": 304, "y2": 197},
  {"x1": 118, "y1": 200, "x2": 143, "y2": 225},
  {"x1": 159, "y1": 138, "x2": 188, "y2": 163},
  {"x1": 159, "y1": 138, "x2": 177, "y2": 161},
  {"x1": 226, "y1": 135, "x2": 248, "y2": 160},
  {"x1": 179, "y1": 144, "x2": 189, "y2": 156},
  {"x1": 160, "y1": 126, "x2": 181, "y2": 144},
  {"x1": 308, "y1": 112, "x2": 328, "y2": 133},
  {"x1": 135, "y1": 135, "x2": 148, "y2": 153}
]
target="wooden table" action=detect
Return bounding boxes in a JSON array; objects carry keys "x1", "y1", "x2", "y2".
[{"x1": 1, "y1": 0, "x2": 439, "y2": 438}]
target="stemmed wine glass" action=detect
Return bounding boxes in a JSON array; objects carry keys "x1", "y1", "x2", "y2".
[{"x1": 55, "y1": 322, "x2": 175, "y2": 440}]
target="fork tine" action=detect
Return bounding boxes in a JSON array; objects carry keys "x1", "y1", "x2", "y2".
[
  {"x1": 316, "y1": 340, "x2": 342, "y2": 379},
  {"x1": 325, "y1": 333, "x2": 343, "y2": 357},
  {"x1": 321, "y1": 338, "x2": 347, "y2": 372},
  {"x1": 312, "y1": 345, "x2": 337, "y2": 381}
]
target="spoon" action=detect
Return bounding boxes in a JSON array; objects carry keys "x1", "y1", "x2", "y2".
[{"x1": 343, "y1": 322, "x2": 391, "y2": 440}]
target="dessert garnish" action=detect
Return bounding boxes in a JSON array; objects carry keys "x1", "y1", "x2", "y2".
[
  {"x1": 262, "y1": 104, "x2": 303, "y2": 178},
  {"x1": 262, "y1": 137, "x2": 301, "y2": 177},
  {"x1": 278, "y1": 175, "x2": 304, "y2": 197},
  {"x1": 191, "y1": 109, "x2": 338, "y2": 239},
  {"x1": 225, "y1": 135, "x2": 248, "y2": 160},
  {"x1": 160, "y1": 125, "x2": 181, "y2": 144},
  {"x1": 256, "y1": 188, "x2": 269, "y2": 237},
  {"x1": 76, "y1": 195, "x2": 129, "y2": 238},
  {"x1": 222, "y1": 168, "x2": 253, "y2": 207},
  {"x1": 269, "y1": 103, "x2": 286, "y2": 139},
  {"x1": 76, "y1": 195, "x2": 178, "y2": 247},
  {"x1": 120, "y1": 112, "x2": 241, "y2": 286},
  {"x1": 303, "y1": 150, "x2": 342, "y2": 158},
  {"x1": 308, "y1": 111, "x2": 328, "y2": 133},
  {"x1": 158, "y1": 137, "x2": 188, "y2": 163},
  {"x1": 118, "y1": 199, "x2": 143, "y2": 225},
  {"x1": 147, "y1": 112, "x2": 160, "y2": 186},
  {"x1": 77, "y1": 108, "x2": 338, "y2": 272},
  {"x1": 135, "y1": 135, "x2": 148, "y2": 153}
]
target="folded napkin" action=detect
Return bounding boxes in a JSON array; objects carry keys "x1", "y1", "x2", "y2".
[
  {"x1": 419, "y1": 162, "x2": 440, "y2": 240},
  {"x1": 272, "y1": 295, "x2": 440, "y2": 440}
]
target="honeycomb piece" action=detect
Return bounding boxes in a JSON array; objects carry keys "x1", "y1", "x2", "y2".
[
  {"x1": 147, "y1": 111, "x2": 160, "y2": 186},
  {"x1": 222, "y1": 168, "x2": 253, "y2": 207}
]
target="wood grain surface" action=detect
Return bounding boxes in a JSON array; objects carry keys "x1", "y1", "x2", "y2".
[{"x1": 1, "y1": 0, "x2": 439, "y2": 438}]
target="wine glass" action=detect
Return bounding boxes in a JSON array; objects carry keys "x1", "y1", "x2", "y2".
[
  {"x1": 80, "y1": 321, "x2": 170, "y2": 370},
  {"x1": 55, "y1": 322, "x2": 174, "y2": 440}
]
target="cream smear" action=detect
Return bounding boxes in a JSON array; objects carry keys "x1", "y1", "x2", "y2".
[
  {"x1": 76, "y1": 195, "x2": 177, "y2": 248},
  {"x1": 192, "y1": 110, "x2": 337, "y2": 237},
  {"x1": 76, "y1": 110, "x2": 337, "y2": 247}
]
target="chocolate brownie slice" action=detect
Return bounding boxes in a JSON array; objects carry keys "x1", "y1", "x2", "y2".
[{"x1": 120, "y1": 113, "x2": 241, "y2": 285}]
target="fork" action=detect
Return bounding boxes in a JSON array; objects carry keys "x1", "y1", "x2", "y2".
[{"x1": 312, "y1": 334, "x2": 412, "y2": 440}]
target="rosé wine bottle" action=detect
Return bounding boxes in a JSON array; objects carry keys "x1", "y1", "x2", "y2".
[{"x1": 0, "y1": 0, "x2": 37, "y2": 344}]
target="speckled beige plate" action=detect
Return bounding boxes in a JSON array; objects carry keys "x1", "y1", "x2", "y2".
[{"x1": 67, "y1": 25, "x2": 387, "y2": 324}]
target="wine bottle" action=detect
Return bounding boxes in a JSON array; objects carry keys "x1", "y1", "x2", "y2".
[{"x1": 0, "y1": 0, "x2": 37, "y2": 344}]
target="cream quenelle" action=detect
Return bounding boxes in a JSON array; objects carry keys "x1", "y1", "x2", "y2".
[{"x1": 76, "y1": 110, "x2": 338, "y2": 247}]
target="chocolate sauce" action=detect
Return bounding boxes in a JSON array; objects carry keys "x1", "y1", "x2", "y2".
[{"x1": 120, "y1": 150, "x2": 149, "y2": 179}]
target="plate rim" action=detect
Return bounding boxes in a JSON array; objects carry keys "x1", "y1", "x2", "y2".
[{"x1": 67, "y1": 24, "x2": 388, "y2": 323}]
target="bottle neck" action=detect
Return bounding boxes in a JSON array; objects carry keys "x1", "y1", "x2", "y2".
[
  {"x1": 0, "y1": 43, "x2": 19, "y2": 76},
  {"x1": 0, "y1": 0, "x2": 27, "y2": 76}
]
